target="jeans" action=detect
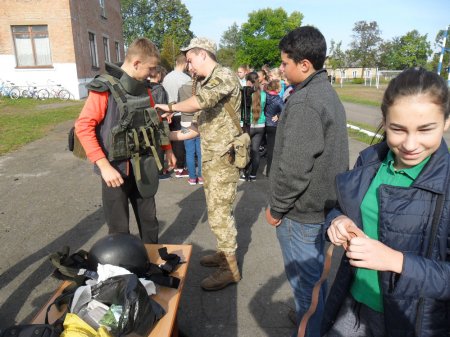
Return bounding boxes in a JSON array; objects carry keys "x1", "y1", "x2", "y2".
[
  {"x1": 276, "y1": 218, "x2": 326, "y2": 337},
  {"x1": 184, "y1": 136, "x2": 202, "y2": 179}
]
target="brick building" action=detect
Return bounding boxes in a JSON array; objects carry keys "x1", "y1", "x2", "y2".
[{"x1": 0, "y1": 0, "x2": 124, "y2": 99}]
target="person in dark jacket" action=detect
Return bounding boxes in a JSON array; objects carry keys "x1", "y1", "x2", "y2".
[
  {"x1": 322, "y1": 67, "x2": 450, "y2": 336},
  {"x1": 265, "y1": 26, "x2": 349, "y2": 337},
  {"x1": 263, "y1": 79, "x2": 283, "y2": 177}
]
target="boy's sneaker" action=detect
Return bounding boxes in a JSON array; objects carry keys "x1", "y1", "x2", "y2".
[
  {"x1": 188, "y1": 178, "x2": 197, "y2": 185},
  {"x1": 249, "y1": 175, "x2": 256, "y2": 181},
  {"x1": 197, "y1": 177, "x2": 204, "y2": 185},
  {"x1": 175, "y1": 169, "x2": 189, "y2": 178},
  {"x1": 239, "y1": 174, "x2": 247, "y2": 181}
]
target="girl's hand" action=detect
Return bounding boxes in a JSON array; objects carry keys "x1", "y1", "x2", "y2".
[
  {"x1": 346, "y1": 237, "x2": 404, "y2": 273},
  {"x1": 271, "y1": 115, "x2": 279, "y2": 122},
  {"x1": 327, "y1": 215, "x2": 359, "y2": 246}
]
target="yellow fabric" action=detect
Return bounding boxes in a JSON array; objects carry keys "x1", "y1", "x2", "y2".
[{"x1": 61, "y1": 313, "x2": 113, "y2": 337}]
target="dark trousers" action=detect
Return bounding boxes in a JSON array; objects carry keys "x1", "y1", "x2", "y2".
[
  {"x1": 246, "y1": 127, "x2": 265, "y2": 176},
  {"x1": 265, "y1": 126, "x2": 277, "y2": 177},
  {"x1": 169, "y1": 115, "x2": 186, "y2": 169},
  {"x1": 101, "y1": 174, "x2": 159, "y2": 243}
]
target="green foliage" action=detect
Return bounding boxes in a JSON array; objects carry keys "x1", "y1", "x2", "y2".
[
  {"x1": 236, "y1": 8, "x2": 303, "y2": 69},
  {"x1": 351, "y1": 78, "x2": 364, "y2": 85},
  {"x1": 328, "y1": 40, "x2": 348, "y2": 70},
  {"x1": 160, "y1": 35, "x2": 181, "y2": 71},
  {"x1": 217, "y1": 22, "x2": 243, "y2": 69},
  {"x1": 348, "y1": 21, "x2": 382, "y2": 73},
  {"x1": 428, "y1": 28, "x2": 450, "y2": 80},
  {"x1": 378, "y1": 30, "x2": 432, "y2": 69},
  {"x1": 120, "y1": 0, "x2": 193, "y2": 49}
]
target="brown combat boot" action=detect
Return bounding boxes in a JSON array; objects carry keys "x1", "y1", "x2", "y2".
[
  {"x1": 199, "y1": 251, "x2": 226, "y2": 267},
  {"x1": 200, "y1": 253, "x2": 241, "y2": 291}
]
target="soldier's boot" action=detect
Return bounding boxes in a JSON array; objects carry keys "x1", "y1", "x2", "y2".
[
  {"x1": 199, "y1": 251, "x2": 226, "y2": 267},
  {"x1": 200, "y1": 253, "x2": 241, "y2": 291}
]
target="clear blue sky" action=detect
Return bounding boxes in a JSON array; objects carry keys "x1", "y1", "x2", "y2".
[{"x1": 181, "y1": 0, "x2": 449, "y2": 53}]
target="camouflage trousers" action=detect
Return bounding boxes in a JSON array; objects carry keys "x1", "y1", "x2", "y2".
[{"x1": 202, "y1": 156, "x2": 239, "y2": 254}]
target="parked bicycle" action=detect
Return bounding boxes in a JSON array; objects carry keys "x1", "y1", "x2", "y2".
[
  {"x1": 21, "y1": 82, "x2": 50, "y2": 100},
  {"x1": 47, "y1": 80, "x2": 72, "y2": 100},
  {"x1": 0, "y1": 79, "x2": 21, "y2": 99}
]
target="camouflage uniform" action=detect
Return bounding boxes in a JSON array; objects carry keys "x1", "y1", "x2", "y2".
[{"x1": 194, "y1": 64, "x2": 242, "y2": 254}]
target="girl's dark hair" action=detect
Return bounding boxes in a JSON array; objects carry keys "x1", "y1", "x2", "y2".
[
  {"x1": 373, "y1": 67, "x2": 450, "y2": 143},
  {"x1": 245, "y1": 71, "x2": 262, "y2": 123}
]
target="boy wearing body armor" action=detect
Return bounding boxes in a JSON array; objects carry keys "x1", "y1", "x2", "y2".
[{"x1": 75, "y1": 38, "x2": 175, "y2": 243}]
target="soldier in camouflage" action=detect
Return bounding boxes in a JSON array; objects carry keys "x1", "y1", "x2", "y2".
[{"x1": 155, "y1": 37, "x2": 242, "y2": 291}]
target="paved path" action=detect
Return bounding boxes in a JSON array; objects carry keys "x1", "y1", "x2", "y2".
[
  {"x1": 344, "y1": 102, "x2": 450, "y2": 145},
  {"x1": 0, "y1": 119, "x2": 365, "y2": 336}
]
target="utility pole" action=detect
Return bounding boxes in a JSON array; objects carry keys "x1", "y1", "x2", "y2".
[{"x1": 437, "y1": 25, "x2": 450, "y2": 86}]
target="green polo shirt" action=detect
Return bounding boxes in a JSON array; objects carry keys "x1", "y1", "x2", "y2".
[{"x1": 351, "y1": 150, "x2": 430, "y2": 312}]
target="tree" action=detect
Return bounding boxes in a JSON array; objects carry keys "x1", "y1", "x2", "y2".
[
  {"x1": 236, "y1": 8, "x2": 303, "y2": 69},
  {"x1": 328, "y1": 40, "x2": 348, "y2": 70},
  {"x1": 160, "y1": 35, "x2": 181, "y2": 71},
  {"x1": 217, "y1": 22, "x2": 242, "y2": 68},
  {"x1": 348, "y1": 21, "x2": 382, "y2": 75},
  {"x1": 428, "y1": 28, "x2": 450, "y2": 80},
  {"x1": 120, "y1": 0, "x2": 193, "y2": 49},
  {"x1": 378, "y1": 30, "x2": 432, "y2": 69}
]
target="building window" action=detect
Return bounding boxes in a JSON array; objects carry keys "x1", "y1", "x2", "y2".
[
  {"x1": 89, "y1": 32, "x2": 99, "y2": 68},
  {"x1": 103, "y1": 37, "x2": 110, "y2": 62},
  {"x1": 11, "y1": 25, "x2": 52, "y2": 67},
  {"x1": 352, "y1": 70, "x2": 357, "y2": 78},
  {"x1": 99, "y1": 0, "x2": 106, "y2": 18},
  {"x1": 115, "y1": 41, "x2": 121, "y2": 62}
]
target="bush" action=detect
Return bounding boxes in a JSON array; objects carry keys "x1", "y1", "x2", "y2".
[{"x1": 351, "y1": 78, "x2": 364, "y2": 84}]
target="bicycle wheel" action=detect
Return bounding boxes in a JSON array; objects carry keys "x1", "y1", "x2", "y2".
[
  {"x1": 21, "y1": 89, "x2": 30, "y2": 98},
  {"x1": 37, "y1": 89, "x2": 49, "y2": 100},
  {"x1": 9, "y1": 87, "x2": 20, "y2": 100},
  {"x1": 58, "y1": 89, "x2": 71, "y2": 101}
]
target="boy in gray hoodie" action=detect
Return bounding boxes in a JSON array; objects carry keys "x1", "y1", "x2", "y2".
[{"x1": 265, "y1": 26, "x2": 349, "y2": 337}]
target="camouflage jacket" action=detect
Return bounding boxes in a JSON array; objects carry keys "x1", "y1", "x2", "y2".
[{"x1": 194, "y1": 64, "x2": 242, "y2": 162}]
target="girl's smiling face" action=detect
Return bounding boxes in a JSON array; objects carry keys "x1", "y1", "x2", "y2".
[{"x1": 384, "y1": 93, "x2": 450, "y2": 169}]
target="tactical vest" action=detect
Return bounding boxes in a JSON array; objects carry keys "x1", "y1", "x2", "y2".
[{"x1": 87, "y1": 63, "x2": 170, "y2": 184}]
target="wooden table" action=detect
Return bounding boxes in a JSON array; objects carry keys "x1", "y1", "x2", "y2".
[{"x1": 31, "y1": 244, "x2": 192, "y2": 337}]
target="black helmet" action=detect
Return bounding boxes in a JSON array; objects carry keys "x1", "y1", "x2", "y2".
[{"x1": 88, "y1": 233, "x2": 150, "y2": 276}]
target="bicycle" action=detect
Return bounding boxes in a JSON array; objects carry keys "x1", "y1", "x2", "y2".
[
  {"x1": 47, "y1": 80, "x2": 72, "y2": 100},
  {"x1": 21, "y1": 82, "x2": 49, "y2": 100},
  {"x1": 0, "y1": 79, "x2": 21, "y2": 99}
]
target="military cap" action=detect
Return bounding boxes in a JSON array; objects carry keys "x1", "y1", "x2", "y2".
[{"x1": 181, "y1": 37, "x2": 217, "y2": 55}]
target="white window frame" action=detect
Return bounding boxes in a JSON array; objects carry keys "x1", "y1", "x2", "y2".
[
  {"x1": 352, "y1": 70, "x2": 357, "y2": 78},
  {"x1": 103, "y1": 36, "x2": 110, "y2": 62},
  {"x1": 88, "y1": 31, "x2": 99, "y2": 68},
  {"x1": 115, "y1": 41, "x2": 121, "y2": 62},
  {"x1": 11, "y1": 25, "x2": 52, "y2": 68},
  {"x1": 99, "y1": 0, "x2": 107, "y2": 18}
]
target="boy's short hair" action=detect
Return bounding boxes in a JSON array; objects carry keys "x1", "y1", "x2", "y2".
[
  {"x1": 279, "y1": 26, "x2": 326, "y2": 70},
  {"x1": 175, "y1": 54, "x2": 187, "y2": 66},
  {"x1": 125, "y1": 37, "x2": 160, "y2": 61}
]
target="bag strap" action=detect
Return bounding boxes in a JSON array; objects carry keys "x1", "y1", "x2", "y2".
[{"x1": 224, "y1": 102, "x2": 243, "y2": 135}]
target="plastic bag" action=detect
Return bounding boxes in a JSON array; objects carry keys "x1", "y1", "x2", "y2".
[{"x1": 73, "y1": 274, "x2": 165, "y2": 337}]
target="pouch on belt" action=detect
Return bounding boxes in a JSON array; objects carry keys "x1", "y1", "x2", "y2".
[{"x1": 130, "y1": 154, "x2": 159, "y2": 198}]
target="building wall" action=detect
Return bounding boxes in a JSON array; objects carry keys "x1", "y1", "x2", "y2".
[{"x1": 0, "y1": 0, "x2": 124, "y2": 99}]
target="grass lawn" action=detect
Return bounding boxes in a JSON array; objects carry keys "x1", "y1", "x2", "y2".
[
  {"x1": 0, "y1": 98, "x2": 83, "y2": 155},
  {"x1": 334, "y1": 83, "x2": 384, "y2": 107},
  {"x1": 0, "y1": 84, "x2": 385, "y2": 155}
]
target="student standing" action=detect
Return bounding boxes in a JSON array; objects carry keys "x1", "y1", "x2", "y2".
[
  {"x1": 322, "y1": 67, "x2": 450, "y2": 337},
  {"x1": 265, "y1": 27, "x2": 349, "y2": 337}
]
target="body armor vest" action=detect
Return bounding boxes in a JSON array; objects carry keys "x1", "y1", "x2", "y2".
[{"x1": 87, "y1": 63, "x2": 170, "y2": 182}]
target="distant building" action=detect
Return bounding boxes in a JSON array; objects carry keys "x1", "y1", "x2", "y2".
[{"x1": 0, "y1": 0, "x2": 124, "y2": 99}]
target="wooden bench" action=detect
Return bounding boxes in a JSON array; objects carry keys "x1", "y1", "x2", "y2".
[{"x1": 31, "y1": 244, "x2": 192, "y2": 337}]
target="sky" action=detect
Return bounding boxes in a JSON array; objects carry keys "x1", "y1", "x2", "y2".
[{"x1": 180, "y1": 0, "x2": 449, "y2": 53}]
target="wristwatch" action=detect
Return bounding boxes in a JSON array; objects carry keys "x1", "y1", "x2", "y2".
[{"x1": 168, "y1": 101, "x2": 176, "y2": 113}]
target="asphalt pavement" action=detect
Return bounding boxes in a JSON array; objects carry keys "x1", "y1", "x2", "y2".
[{"x1": 0, "y1": 119, "x2": 367, "y2": 336}]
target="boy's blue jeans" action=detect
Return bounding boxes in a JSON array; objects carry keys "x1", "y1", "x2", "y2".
[
  {"x1": 276, "y1": 217, "x2": 326, "y2": 337},
  {"x1": 184, "y1": 136, "x2": 201, "y2": 179}
]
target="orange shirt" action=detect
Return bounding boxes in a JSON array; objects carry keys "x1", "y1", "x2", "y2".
[{"x1": 75, "y1": 91, "x2": 171, "y2": 164}]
